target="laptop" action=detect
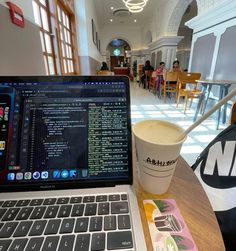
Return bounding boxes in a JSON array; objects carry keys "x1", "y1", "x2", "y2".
[{"x1": 0, "y1": 76, "x2": 146, "y2": 251}]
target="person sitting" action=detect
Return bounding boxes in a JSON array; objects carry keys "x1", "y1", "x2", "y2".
[
  {"x1": 141, "y1": 60, "x2": 154, "y2": 89},
  {"x1": 155, "y1": 62, "x2": 166, "y2": 96},
  {"x1": 100, "y1": 62, "x2": 109, "y2": 71},
  {"x1": 171, "y1": 60, "x2": 183, "y2": 72},
  {"x1": 163, "y1": 60, "x2": 182, "y2": 99}
]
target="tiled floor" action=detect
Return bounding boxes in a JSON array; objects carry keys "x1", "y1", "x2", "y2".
[{"x1": 130, "y1": 81, "x2": 228, "y2": 166}]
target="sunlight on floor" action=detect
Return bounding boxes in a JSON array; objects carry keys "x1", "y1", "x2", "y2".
[{"x1": 130, "y1": 81, "x2": 228, "y2": 166}]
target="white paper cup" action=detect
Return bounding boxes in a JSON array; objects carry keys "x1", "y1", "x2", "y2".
[{"x1": 133, "y1": 120, "x2": 186, "y2": 194}]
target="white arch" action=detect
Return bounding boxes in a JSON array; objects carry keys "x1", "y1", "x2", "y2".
[
  {"x1": 165, "y1": 0, "x2": 198, "y2": 34},
  {"x1": 106, "y1": 36, "x2": 132, "y2": 50}
]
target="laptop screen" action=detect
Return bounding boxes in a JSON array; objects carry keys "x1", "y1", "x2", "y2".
[{"x1": 0, "y1": 76, "x2": 132, "y2": 192}]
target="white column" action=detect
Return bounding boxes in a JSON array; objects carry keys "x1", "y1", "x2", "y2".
[
  {"x1": 149, "y1": 36, "x2": 183, "y2": 69},
  {"x1": 209, "y1": 29, "x2": 226, "y2": 79}
]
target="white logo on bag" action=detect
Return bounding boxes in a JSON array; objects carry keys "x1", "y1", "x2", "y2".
[
  {"x1": 204, "y1": 141, "x2": 236, "y2": 176},
  {"x1": 195, "y1": 161, "x2": 236, "y2": 211}
]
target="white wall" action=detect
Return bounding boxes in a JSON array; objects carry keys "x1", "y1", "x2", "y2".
[
  {"x1": 100, "y1": 24, "x2": 142, "y2": 52},
  {"x1": 187, "y1": 0, "x2": 236, "y2": 100},
  {"x1": 75, "y1": 0, "x2": 101, "y2": 60},
  {"x1": 0, "y1": 0, "x2": 35, "y2": 23},
  {"x1": 0, "y1": 3, "x2": 45, "y2": 75},
  {"x1": 196, "y1": 0, "x2": 229, "y2": 14},
  {"x1": 75, "y1": 0, "x2": 102, "y2": 74}
]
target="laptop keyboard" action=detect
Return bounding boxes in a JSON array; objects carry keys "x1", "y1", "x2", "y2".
[{"x1": 0, "y1": 193, "x2": 135, "y2": 251}]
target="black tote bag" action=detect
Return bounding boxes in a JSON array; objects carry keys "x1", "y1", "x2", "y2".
[{"x1": 192, "y1": 123, "x2": 236, "y2": 251}]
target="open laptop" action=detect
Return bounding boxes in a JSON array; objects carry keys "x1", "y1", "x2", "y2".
[{"x1": 0, "y1": 76, "x2": 146, "y2": 251}]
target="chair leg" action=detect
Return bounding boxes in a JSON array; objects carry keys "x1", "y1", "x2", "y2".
[
  {"x1": 184, "y1": 95, "x2": 188, "y2": 113},
  {"x1": 176, "y1": 92, "x2": 180, "y2": 108},
  {"x1": 189, "y1": 97, "x2": 193, "y2": 108},
  {"x1": 164, "y1": 89, "x2": 166, "y2": 103}
]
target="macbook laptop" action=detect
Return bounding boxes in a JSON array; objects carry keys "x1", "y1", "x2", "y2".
[{"x1": 0, "y1": 76, "x2": 146, "y2": 251}]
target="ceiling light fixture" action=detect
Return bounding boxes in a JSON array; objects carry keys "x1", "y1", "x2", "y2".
[{"x1": 122, "y1": 0, "x2": 148, "y2": 13}]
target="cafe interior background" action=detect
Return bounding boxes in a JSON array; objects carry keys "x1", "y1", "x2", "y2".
[{"x1": 0, "y1": 0, "x2": 236, "y2": 175}]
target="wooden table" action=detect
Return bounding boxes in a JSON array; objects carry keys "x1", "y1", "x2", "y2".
[
  {"x1": 133, "y1": 156, "x2": 225, "y2": 251},
  {"x1": 194, "y1": 80, "x2": 236, "y2": 129}
]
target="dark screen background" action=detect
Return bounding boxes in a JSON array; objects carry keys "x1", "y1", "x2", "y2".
[{"x1": 0, "y1": 81, "x2": 131, "y2": 186}]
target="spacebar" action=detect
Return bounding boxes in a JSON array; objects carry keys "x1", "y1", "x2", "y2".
[{"x1": 107, "y1": 231, "x2": 133, "y2": 250}]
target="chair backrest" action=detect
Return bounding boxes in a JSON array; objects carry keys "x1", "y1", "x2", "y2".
[
  {"x1": 151, "y1": 71, "x2": 157, "y2": 78},
  {"x1": 144, "y1": 70, "x2": 153, "y2": 78},
  {"x1": 164, "y1": 71, "x2": 179, "y2": 82},
  {"x1": 97, "y1": 70, "x2": 114, "y2": 76},
  {"x1": 177, "y1": 72, "x2": 201, "y2": 90}
]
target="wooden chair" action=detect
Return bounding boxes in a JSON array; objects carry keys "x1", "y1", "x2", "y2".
[
  {"x1": 229, "y1": 102, "x2": 236, "y2": 125},
  {"x1": 163, "y1": 71, "x2": 179, "y2": 102},
  {"x1": 97, "y1": 70, "x2": 114, "y2": 76},
  {"x1": 176, "y1": 72, "x2": 201, "y2": 113},
  {"x1": 148, "y1": 71, "x2": 157, "y2": 92},
  {"x1": 143, "y1": 70, "x2": 153, "y2": 89}
]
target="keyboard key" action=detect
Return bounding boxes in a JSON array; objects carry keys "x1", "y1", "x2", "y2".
[
  {"x1": 85, "y1": 203, "x2": 97, "y2": 216},
  {"x1": 44, "y1": 219, "x2": 61, "y2": 235},
  {"x1": 0, "y1": 239, "x2": 12, "y2": 251},
  {"x1": 71, "y1": 204, "x2": 84, "y2": 217},
  {"x1": 29, "y1": 220, "x2": 47, "y2": 236},
  {"x1": 0, "y1": 201, "x2": 3, "y2": 207},
  {"x1": 16, "y1": 207, "x2": 33, "y2": 220},
  {"x1": 43, "y1": 198, "x2": 56, "y2": 205},
  {"x1": 0, "y1": 223, "x2": 3, "y2": 230},
  {"x1": 44, "y1": 206, "x2": 59, "y2": 219},
  {"x1": 83, "y1": 196, "x2": 95, "y2": 203},
  {"x1": 2, "y1": 200, "x2": 17, "y2": 208},
  {"x1": 107, "y1": 231, "x2": 133, "y2": 250},
  {"x1": 118, "y1": 215, "x2": 131, "y2": 229},
  {"x1": 59, "y1": 218, "x2": 75, "y2": 234},
  {"x1": 121, "y1": 194, "x2": 128, "y2": 200},
  {"x1": 111, "y1": 202, "x2": 129, "y2": 214},
  {"x1": 75, "y1": 218, "x2": 89, "y2": 232},
  {"x1": 75, "y1": 234, "x2": 90, "y2": 251},
  {"x1": 30, "y1": 206, "x2": 46, "y2": 219},
  {"x1": 57, "y1": 197, "x2": 69, "y2": 204},
  {"x1": 89, "y1": 217, "x2": 102, "y2": 232},
  {"x1": 30, "y1": 199, "x2": 43, "y2": 206},
  {"x1": 70, "y1": 197, "x2": 82, "y2": 204},
  {"x1": 98, "y1": 202, "x2": 109, "y2": 215},
  {"x1": 42, "y1": 236, "x2": 59, "y2": 251},
  {"x1": 13, "y1": 221, "x2": 33, "y2": 237},
  {"x1": 91, "y1": 233, "x2": 105, "y2": 251},
  {"x1": 104, "y1": 216, "x2": 116, "y2": 231},
  {"x1": 0, "y1": 222, "x2": 18, "y2": 238},
  {"x1": 109, "y1": 194, "x2": 120, "y2": 201},
  {"x1": 58, "y1": 235, "x2": 75, "y2": 251},
  {"x1": 58, "y1": 205, "x2": 72, "y2": 218},
  {"x1": 0, "y1": 209, "x2": 7, "y2": 220},
  {"x1": 2, "y1": 208, "x2": 20, "y2": 221},
  {"x1": 25, "y1": 237, "x2": 44, "y2": 251},
  {"x1": 8, "y1": 238, "x2": 28, "y2": 251},
  {"x1": 16, "y1": 200, "x2": 30, "y2": 207},
  {"x1": 96, "y1": 195, "x2": 107, "y2": 202}
]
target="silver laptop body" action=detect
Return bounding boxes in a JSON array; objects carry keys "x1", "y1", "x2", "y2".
[{"x1": 0, "y1": 76, "x2": 146, "y2": 251}]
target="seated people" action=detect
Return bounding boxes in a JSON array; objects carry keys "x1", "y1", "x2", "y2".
[
  {"x1": 141, "y1": 60, "x2": 154, "y2": 89},
  {"x1": 100, "y1": 61, "x2": 109, "y2": 71},
  {"x1": 155, "y1": 62, "x2": 166, "y2": 96}
]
